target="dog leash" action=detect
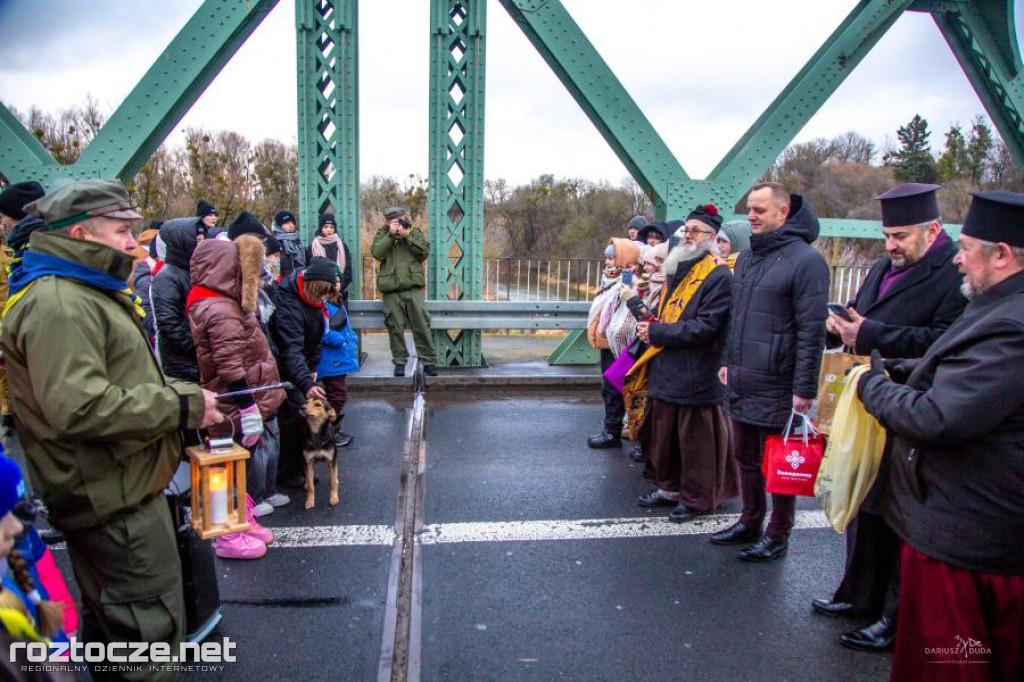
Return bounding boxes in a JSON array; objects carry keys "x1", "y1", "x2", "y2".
[{"x1": 215, "y1": 381, "x2": 294, "y2": 400}]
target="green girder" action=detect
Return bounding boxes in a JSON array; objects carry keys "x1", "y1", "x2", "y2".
[
  {"x1": 295, "y1": 0, "x2": 361, "y2": 295},
  {"x1": 1, "y1": 0, "x2": 278, "y2": 186},
  {"x1": 428, "y1": 0, "x2": 487, "y2": 366}
]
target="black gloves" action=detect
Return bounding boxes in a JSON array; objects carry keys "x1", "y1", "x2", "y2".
[{"x1": 857, "y1": 349, "x2": 885, "y2": 401}]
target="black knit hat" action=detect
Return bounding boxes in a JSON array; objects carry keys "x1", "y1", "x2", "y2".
[
  {"x1": 264, "y1": 234, "x2": 282, "y2": 256},
  {"x1": 149, "y1": 219, "x2": 164, "y2": 230},
  {"x1": 304, "y1": 256, "x2": 338, "y2": 283},
  {"x1": 318, "y1": 213, "x2": 337, "y2": 229},
  {"x1": 686, "y1": 203, "x2": 723, "y2": 231},
  {"x1": 197, "y1": 200, "x2": 217, "y2": 218},
  {"x1": 0, "y1": 182, "x2": 45, "y2": 220},
  {"x1": 227, "y1": 211, "x2": 267, "y2": 240},
  {"x1": 274, "y1": 210, "x2": 295, "y2": 227}
]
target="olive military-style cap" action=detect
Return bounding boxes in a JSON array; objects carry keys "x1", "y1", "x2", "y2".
[
  {"x1": 383, "y1": 206, "x2": 406, "y2": 220},
  {"x1": 25, "y1": 179, "x2": 142, "y2": 230}
]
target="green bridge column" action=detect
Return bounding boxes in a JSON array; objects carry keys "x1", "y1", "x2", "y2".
[
  {"x1": 296, "y1": 0, "x2": 361, "y2": 295},
  {"x1": 428, "y1": 0, "x2": 486, "y2": 366}
]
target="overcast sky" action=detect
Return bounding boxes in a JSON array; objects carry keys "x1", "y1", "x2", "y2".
[{"x1": 1, "y1": 1, "x2": 1020, "y2": 185}]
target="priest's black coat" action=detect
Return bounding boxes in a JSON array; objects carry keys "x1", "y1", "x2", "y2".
[
  {"x1": 859, "y1": 270, "x2": 1024, "y2": 574},
  {"x1": 827, "y1": 235, "x2": 966, "y2": 358}
]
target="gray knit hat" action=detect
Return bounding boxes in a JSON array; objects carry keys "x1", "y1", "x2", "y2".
[{"x1": 626, "y1": 215, "x2": 647, "y2": 230}]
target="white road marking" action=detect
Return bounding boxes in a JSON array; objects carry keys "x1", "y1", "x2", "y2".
[
  {"x1": 418, "y1": 510, "x2": 831, "y2": 545},
  {"x1": 270, "y1": 524, "x2": 396, "y2": 547},
  {"x1": 259, "y1": 510, "x2": 831, "y2": 548}
]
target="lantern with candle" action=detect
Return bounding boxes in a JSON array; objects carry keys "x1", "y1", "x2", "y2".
[{"x1": 187, "y1": 437, "x2": 251, "y2": 539}]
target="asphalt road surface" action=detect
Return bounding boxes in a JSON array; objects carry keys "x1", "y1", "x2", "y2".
[{"x1": 21, "y1": 388, "x2": 891, "y2": 681}]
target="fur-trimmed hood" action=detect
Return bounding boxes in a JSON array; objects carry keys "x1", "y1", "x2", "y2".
[{"x1": 190, "y1": 234, "x2": 265, "y2": 314}]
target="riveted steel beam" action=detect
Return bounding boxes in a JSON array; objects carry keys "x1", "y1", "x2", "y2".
[
  {"x1": 296, "y1": 0, "x2": 361, "y2": 294},
  {"x1": 0, "y1": 105, "x2": 59, "y2": 182},
  {"x1": 708, "y1": 0, "x2": 914, "y2": 195},
  {"x1": 916, "y1": 0, "x2": 1024, "y2": 170},
  {"x1": 77, "y1": 0, "x2": 280, "y2": 184},
  {"x1": 498, "y1": 0, "x2": 695, "y2": 218},
  {"x1": 0, "y1": 0, "x2": 279, "y2": 186},
  {"x1": 428, "y1": 0, "x2": 486, "y2": 366}
]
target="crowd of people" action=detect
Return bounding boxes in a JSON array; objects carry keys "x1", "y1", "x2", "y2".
[
  {"x1": 0, "y1": 179, "x2": 441, "y2": 680},
  {"x1": 0, "y1": 174, "x2": 1020, "y2": 680},
  {"x1": 588, "y1": 181, "x2": 1024, "y2": 680}
]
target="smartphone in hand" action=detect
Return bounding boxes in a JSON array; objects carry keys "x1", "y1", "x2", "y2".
[
  {"x1": 622, "y1": 269, "x2": 634, "y2": 286},
  {"x1": 827, "y1": 302, "x2": 852, "y2": 321}
]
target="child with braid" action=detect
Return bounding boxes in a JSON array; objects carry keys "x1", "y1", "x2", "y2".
[{"x1": 0, "y1": 453, "x2": 80, "y2": 682}]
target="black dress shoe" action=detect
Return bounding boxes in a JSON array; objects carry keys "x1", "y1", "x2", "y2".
[
  {"x1": 334, "y1": 431, "x2": 354, "y2": 448},
  {"x1": 423, "y1": 365, "x2": 438, "y2": 377},
  {"x1": 812, "y1": 598, "x2": 858, "y2": 617},
  {"x1": 39, "y1": 528, "x2": 64, "y2": 545},
  {"x1": 739, "y1": 536, "x2": 789, "y2": 562},
  {"x1": 840, "y1": 617, "x2": 896, "y2": 652},
  {"x1": 629, "y1": 444, "x2": 644, "y2": 463},
  {"x1": 709, "y1": 522, "x2": 762, "y2": 545},
  {"x1": 587, "y1": 431, "x2": 622, "y2": 449},
  {"x1": 667, "y1": 505, "x2": 700, "y2": 524},
  {"x1": 394, "y1": 364, "x2": 406, "y2": 377},
  {"x1": 637, "y1": 490, "x2": 678, "y2": 508}
]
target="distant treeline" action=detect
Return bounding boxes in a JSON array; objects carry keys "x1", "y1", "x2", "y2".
[{"x1": 5, "y1": 102, "x2": 1023, "y2": 264}]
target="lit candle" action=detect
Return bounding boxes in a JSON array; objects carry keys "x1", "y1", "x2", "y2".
[{"x1": 209, "y1": 467, "x2": 228, "y2": 525}]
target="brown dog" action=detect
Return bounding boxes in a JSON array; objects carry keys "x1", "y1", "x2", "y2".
[{"x1": 301, "y1": 397, "x2": 339, "y2": 509}]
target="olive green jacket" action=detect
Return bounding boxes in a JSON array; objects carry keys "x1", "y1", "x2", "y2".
[
  {"x1": 371, "y1": 225, "x2": 429, "y2": 294},
  {"x1": 0, "y1": 232, "x2": 205, "y2": 531}
]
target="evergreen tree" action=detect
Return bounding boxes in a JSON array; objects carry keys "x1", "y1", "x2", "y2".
[
  {"x1": 966, "y1": 116, "x2": 994, "y2": 185},
  {"x1": 937, "y1": 125, "x2": 969, "y2": 182},
  {"x1": 884, "y1": 114, "x2": 939, "y2": 183}
]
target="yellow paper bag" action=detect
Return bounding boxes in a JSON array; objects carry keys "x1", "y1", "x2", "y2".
[{"x1": 814, "y1": 365, "x2": 887, "y2": 533}]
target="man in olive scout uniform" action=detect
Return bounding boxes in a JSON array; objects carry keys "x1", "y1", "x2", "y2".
[
  {"x1": 1, "y1": 179, "x2": 223, "y2": 682},
  {"x1": 372, "y1": 207, "x2": 438, "y2": 376}
]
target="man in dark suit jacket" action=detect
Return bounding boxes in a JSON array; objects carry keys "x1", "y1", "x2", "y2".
[
  {"x1": 858, "y1": 190, "x2": 1024, "y2": 680},
  {"x1": 813, "y1": 184, "x2": 968, "y2": 652}
]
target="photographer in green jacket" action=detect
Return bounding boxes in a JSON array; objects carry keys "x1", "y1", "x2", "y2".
[
  {"x1": 371, "y1": 207, "x2": 438, "y2": 376},
  {"x1": 0, "y1": 179, "x2": 224, "y2": 682}
]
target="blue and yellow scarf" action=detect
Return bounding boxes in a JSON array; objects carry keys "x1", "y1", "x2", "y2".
[{"x1": 3, "y1": 250, "x2": 146, "y2": 320}]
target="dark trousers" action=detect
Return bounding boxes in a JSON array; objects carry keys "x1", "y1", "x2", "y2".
[
  {"x1": 833, "y1": 509, "x2": 900, "y2": 619},
  {"x1": 892, "y1": 544, "x2": 1023, "y2": 681},
  {"x1": 640, "y1": 400, "x2": 737, "y2": 514},
  {"x1": 600, "y1": 349, "x2": 625, "y2": 434},
  {"x1": 322, "y1": 375, "x2": 348, "y2": 418},
  {"x1": 64, "y1": 496, "x2": 184, "y2": 682},
  {"x1": 733, "y1": 420, "x2": 796, "y2": 542},
  {"x1": 276, "y1": 387, "x2": 306, "y2": 483}
]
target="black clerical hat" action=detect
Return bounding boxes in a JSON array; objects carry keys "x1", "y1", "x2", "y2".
[{"x1": 874, "y1": 183, "x2": 941, "y2": 227}]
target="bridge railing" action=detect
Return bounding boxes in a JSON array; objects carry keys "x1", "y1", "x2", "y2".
[{"x1": 361, "y1": 256, "x2": 871, "y2": 304}]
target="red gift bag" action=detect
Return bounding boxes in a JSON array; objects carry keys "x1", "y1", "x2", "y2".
[{"x1": 762, "y1": 411, "x2": 825, "y2": 497}]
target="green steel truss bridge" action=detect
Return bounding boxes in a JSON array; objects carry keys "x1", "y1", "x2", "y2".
[{"x1": 2, "y1": 1, "x2": 1022, "y2": 366}]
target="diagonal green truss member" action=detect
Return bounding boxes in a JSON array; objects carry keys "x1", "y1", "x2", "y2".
[
  {"x1": 1, "y1": 1, "x2": 1022, "y2": 366},
  {"x1": 0, "y1": 0, "x2": 279, "y2": 186}
]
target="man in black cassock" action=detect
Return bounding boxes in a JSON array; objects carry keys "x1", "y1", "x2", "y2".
[
  {"x1": 812, "y1": 183, "x2": 967, "y2": 652},
  {"x1": 858, "y1": 190, "x2": 1024, "y2": 680}
]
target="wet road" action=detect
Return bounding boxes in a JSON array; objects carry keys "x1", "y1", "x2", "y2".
[{"x1": 23, "y1": 388, "x2": 890, "y2": 681}]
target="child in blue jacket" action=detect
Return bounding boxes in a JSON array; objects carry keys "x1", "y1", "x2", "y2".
[{"x1": 317, "y1": 294, "x2": 359, "y2": 447}]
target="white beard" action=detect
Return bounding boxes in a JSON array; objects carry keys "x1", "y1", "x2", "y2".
[
  {"x1": 960, "y1": 280, "x2": 979, "y2": 300},
  {"x1": 664, "y1": 239, "x2": 717, "y2": 276}
]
